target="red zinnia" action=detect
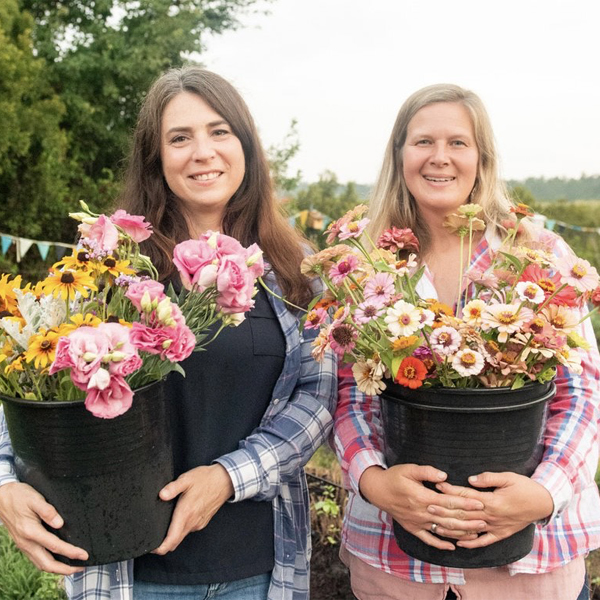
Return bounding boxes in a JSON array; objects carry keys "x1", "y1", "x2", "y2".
[
  {"x1": 520, "y1": 265, "x2": 579, "y2": 307},
  {"x1": 394, "y1": 357, "x2": 427, "y2": 389}
]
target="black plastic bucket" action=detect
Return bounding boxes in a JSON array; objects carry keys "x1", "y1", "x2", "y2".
[
  {"x1": 1, "y1": 379, "x2": 174, "y2": 566},
  {"x1": 380, "y1": 379, "x2": 555, "y2": 568}
]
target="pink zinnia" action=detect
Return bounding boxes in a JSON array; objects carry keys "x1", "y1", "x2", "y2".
[
  {"x1": 329, "y1": 323, "x2": 357, "y2": 356},
  {"x1": 556, "y1": 254, "x2": 599, "y2": 293},
  {"x1": 329, "y1": 254, "x2": 359, "y2": 285},
  {"x1": 377, "y1": 227, "x2": 419, "y2": 253},
  {"x1": 353, "y1": 301, "x2": 384, "y2": 324},
  {"x1": 363, "y1": 273, "x2": 395, "y2": 304},
  {"x1": 338, "y1": 218, "x2": 369, "y2": 240}
]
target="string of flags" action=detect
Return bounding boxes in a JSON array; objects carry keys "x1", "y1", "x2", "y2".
[
  {"x1": 0, "y1": 211, "x2": 597, "y2": 264},
  {"x1": 0, "y1": 233, "x2": 75, "y2": 263}
]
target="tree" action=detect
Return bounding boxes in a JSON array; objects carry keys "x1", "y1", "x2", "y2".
[
  {"x1": 267, "y1": 119, "x2": 302, "y2": 195},
  {"x1": 0, "y1": 0, "x2": 71, "y2": 240},
  {"x1": 0, "y1": 0, "x2": 267, "y2": 241}
]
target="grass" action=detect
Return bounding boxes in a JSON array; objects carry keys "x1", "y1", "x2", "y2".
[{"x1": 0, "y1": 525, "x2": 66, "y2": 600}]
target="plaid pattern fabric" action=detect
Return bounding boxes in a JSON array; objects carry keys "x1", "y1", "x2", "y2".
[
  {"x1": 333, "y1": 230, "x2": 600, "y2": 585},
  {"x1": 0, "y1": 271, "x2": 337, "y2": 600}
]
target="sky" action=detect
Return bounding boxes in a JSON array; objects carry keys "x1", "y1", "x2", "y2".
[{"x1": 200, "y1": 0, "x2": 600, "y2": 186}]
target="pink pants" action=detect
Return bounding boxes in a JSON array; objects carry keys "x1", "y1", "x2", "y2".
[{"x1": 340, "y1": 545, "x2": 586, "y2": 600}]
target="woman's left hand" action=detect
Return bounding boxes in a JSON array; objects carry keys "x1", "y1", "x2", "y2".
[
  {"x1": 152, "y1": 464, "x2": 234, "y2": 554},
  {"x1": 431, "y1": 472, "x2": 554, "y2": 548}
]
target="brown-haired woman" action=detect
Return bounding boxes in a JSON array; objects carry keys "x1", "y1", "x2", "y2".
[{"x1": 0, "y1": 66, "x2": 337, "y2": 600}]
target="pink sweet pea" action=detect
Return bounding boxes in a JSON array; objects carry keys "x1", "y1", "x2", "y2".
[
  {"x1": 173, "y1": 239, "x2": 218, "y2": 291},
  {"x1": 82, "y1": 215, "x2": 120, "y2": 254},
  {"x1": 110, "y1": 210, "x2": 153, "y2": 243},
  {"x1": 125, "y1": 280, "x2": 166, "y2": 311},
  {"x1": 85, "y1": 375, "x2": 134, "y2": 419}
]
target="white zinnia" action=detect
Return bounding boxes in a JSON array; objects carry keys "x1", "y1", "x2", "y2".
[
  {"x1": 481, "y1": 303, "x2": 533, "y2": 344},
  {"x1": 452, "y1": 349, "x2": 485, "y2": 377},
  {"x1": 352, "y1": 359, "x2": 386, "y2": 395},
  {"x1": 385, "y1": 300, "x2": 422, "y2": 338},
  {"x1": 429, "y1": 326, "x2": 462, "y2": 356},
  {"x1": 515, "y1": 281, "x2": 545, "y2": 304},
  {"x1": 462, "y1": 299, "x2": 486, "y2": 326}
]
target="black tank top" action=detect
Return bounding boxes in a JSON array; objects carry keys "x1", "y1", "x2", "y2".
[{"x1": 134, "y1": 287, "x2": 285, "y2": 584}]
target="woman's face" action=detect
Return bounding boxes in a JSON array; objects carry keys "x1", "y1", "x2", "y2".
[
  {"x1": 402, "y1": 102, "x2": 479, "y2": 221},
  {"x1": 160, "y1": 92, "x2": 245, "y2": 233}
]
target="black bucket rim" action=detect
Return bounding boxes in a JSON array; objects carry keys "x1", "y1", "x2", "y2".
[
  {"x1": 380, "y1": 380, "x2": 555, "y2": 412},
  {"x1": 0, "y1": 378, "x2": 163, "y2": 409}
]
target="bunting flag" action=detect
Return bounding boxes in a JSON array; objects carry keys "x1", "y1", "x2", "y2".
[
  {"x1": 54, "y1": 245, "x2": 69, "y2": 260},
  {"x1": 1, "y1": 235, "x2": 13, "y2": 255},
  {"x1": 36, "y1": 242, "x2": 51, "y2": 261}
]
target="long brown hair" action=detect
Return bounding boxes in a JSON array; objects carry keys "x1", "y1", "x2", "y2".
[
  {"x1": 367, "y1": 84, "x2": 515, "y2": 253},
  {"x1": 117, "y1": 66, "x2": 312, "y2": 307}
]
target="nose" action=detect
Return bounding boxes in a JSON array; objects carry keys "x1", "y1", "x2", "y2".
[
  {"x1": 191, "y1": 136, "x2": 216, "y2": 161},
  {"x1": 429, "y1": 142, "x2": 449, "y2": 166}
]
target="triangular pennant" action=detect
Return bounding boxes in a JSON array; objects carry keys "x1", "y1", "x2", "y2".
[
  {"x1": 54, "y1": 245, "x2": 68, "y2": 260},
  {"x1": 17, "y1": 238, "x2": 34, "y2": 262},
  {"x1": 1, "y1": 235, "x2": 12, "y2": 255},
  {"x1": 36, "y1": 242, "x2": 51, "y2": 261},
  {"x1": 545, "y1": 219, "x2": 556, "y2": 231}
]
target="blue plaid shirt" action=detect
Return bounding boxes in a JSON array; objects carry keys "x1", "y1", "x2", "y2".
[{"x1": 0, "y1": 271, "x2": 337, "y2": 600}]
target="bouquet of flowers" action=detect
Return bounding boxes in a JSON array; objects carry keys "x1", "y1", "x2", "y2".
[
  {"x1": 0, "y1": 203, "x2": 264, "y2": 419},
  {"x1": 302, "y1": 203, "x2": 600, "y2": 395}
]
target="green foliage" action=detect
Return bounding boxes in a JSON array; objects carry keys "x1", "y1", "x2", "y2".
[
  {"x1": 0, "y1": 526, "x2": 67, "y2": 600},
  {"x1": 268, "y1": 119, "x2": 302, "y2": 195},
  {"x1": 507, "y1": 175, "x2": 600, "y2": 201},
  {"x1": 0, "y1": 0, "x2": 266, "y2": 243}
]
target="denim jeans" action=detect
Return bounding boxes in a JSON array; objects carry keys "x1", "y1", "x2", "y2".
[{"x1": 133, "y1": 572, "x2": 271, "y2": 600}]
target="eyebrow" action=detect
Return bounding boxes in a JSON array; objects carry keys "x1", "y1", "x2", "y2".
[{"x1": 164, "y1": 120, "x2": 230, "y2": 136}]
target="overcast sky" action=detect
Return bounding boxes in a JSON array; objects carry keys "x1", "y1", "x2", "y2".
[{"x1": 200, "y1": 0, "x2": 600, "y2": 185}]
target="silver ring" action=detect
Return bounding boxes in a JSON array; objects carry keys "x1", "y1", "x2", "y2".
[{"x1": 430, "y1": 523, "x2": 438, "y2": 534}]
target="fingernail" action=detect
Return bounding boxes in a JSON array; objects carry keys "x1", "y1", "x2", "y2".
[
  {"x1": 436, "y1": 471, "x2": 445, "y2": 480},
  {"x1": 469, "y1": 475, "x2": 478, "y2": 483},
  {"x1": 50, "y1": 516, "x2": 63, "y2": 528},
  {"x1": 427, "y1": 506, "x2": 436, "y2": 514}
]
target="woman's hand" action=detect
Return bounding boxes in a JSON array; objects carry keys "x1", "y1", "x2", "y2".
[
  {"x1": 433, "y1": 472, "x2": 554, "y2": 549},
  {"x1": 153, "y1": 463, "x2": 234, "y2": 555},
  {"x1": 359, "y1": 464, "x2": 487, "y2": 550},
  {"x1": 0, "y1": 482, "x2": 88, "y2": 575}
]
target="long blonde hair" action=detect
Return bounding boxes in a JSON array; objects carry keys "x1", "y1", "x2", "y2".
[{"x1": 367, "y1": 84, "x2": 515, "y2": 252}]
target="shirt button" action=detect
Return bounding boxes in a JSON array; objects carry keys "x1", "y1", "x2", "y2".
[{"x1": 273, "y1": 398, "x2": 280, "y2": 405}]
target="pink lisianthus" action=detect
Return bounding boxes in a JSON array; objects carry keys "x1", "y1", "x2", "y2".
[
  {"x1": 50, "y1": 326, "x2": 109, "y2": 390},
  {"x1": 129, "y1": 321, "x2": 196, "y2": 362},
  {"x1": 215, "y1": 256, "x2": 256, "y2": 314},
  {"x1": 99, "y1": 322, "x2": 143, "y2": 377},
  {"x1": 82, "y1": 215, "x2": 120, "y2": 254},
  {"x1": 125, "y1": 280, "x2": 166, "y2": 312},
  {"x1": 110, "y1": 210, "x2": 153, "y2": 243},
  {"x1": 85, "y1": 374, "x2": 134, "y2": 419},
  {"x1": 173, "y1": 238, "x2": 218, "y2": 291},
  {"x1": 245, "y1": 243, "x2": 265, "y2": 279}
]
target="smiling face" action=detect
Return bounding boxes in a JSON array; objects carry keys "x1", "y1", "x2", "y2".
[
  {"x1": 402, "y1": 101, "x2": 479, "y2": 222},
  {"x1": 160, "y1": 91, "x2": 245, "y2": 234}
]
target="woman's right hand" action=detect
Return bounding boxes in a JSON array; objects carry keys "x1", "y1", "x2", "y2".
[
  {"x1": 0, "y1": 481, "x2": 88, "y2": 575},
  {"x1": 358, "y1": 464, "x2": 487, "y2": 550}
]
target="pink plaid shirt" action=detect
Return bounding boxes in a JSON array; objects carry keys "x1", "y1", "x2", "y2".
[{"x1": 332, "y1": 230, "x2": 600, "y2": 585}]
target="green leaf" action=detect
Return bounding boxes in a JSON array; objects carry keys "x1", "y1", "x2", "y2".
[{"x1": 497, "y1": 251, "x2": 523, "y2": 272}]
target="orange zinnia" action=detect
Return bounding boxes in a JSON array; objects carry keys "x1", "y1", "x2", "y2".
[{"x1": 394, "y1": 356, "x2": 427, "y2": 389}]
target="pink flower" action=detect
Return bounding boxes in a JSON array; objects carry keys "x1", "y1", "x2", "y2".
[
  {"x1": 99, "y1": 322, "x2": 143, "y2": 377},
  {"x1": 556, "y1": 254, "x2": 599, "y2": 293},
  {"x1": 125, "y1": 280, "x2": 166, "y2": 311},
  {"x1": 304, "y1": 307, "x2": 328, "y2": 330},
  {"x1": 110, "y1": 210, "x2": 153, "y2": 243},
  {"x1": 329, "y1": 254, "x2": 359, "y2": 285},
  {"x1": 215, "y1": 256, "x2": 256, "y2": 314},
  {"x1": 129, "y1": 321, "x2": 196, "y2": 362},
  {"x1": 82, "y1": 215, "x2": 120, "y2": 254},
  {"x1": 173, "y1": 239, "x2": 218, "y2": 291},
  {"x1": 363, "y1": 273, "x2": 395, "y2": 304},
  {"x1": 85, "y1": 375, "x2": 134, "y2": 419},
  {"x1": 338, "y1": 218, "x2": 369, "y2": 240},
  {"x1": 245, "y1": 243, "x2": 265, "y2": 279},
  {"x1": 354, "y1": 302, "x2": 384, "y2": 324},
  {"x1": 329, "y1": 323, "x2": 357, "y2": 356},
  {"x1": 50, "y1": 326, "x2": 109, "y2": 390},
  {"x1": 377, "y1": 227, "x2": 420, "y2": 253}
]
